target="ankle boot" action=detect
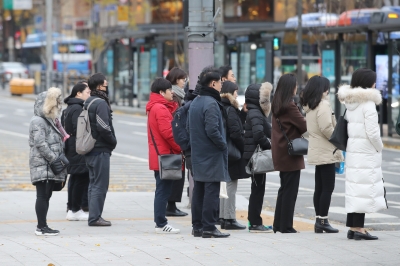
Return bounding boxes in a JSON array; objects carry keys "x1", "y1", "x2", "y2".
[{"x1": 315, "y1": 216, "x2": 339, "y2": 233}]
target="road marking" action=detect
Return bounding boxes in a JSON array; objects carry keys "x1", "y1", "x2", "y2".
[
  {"x1": 117, "y1": 120, "x2": 147, "y2": 127},
  {"x1": 132, "y1": 131, "x2": 147, "y2": 137},
  {"x1": 387, "y1": 200, "x2": 400, "y2": 206},
  {"x1": 315, "y1": 206, "x2": 398, "y2": 219},
  {"x1": 0, "y1": 129, "x2": 28, "y2": 139},
  {"x1": 382, "y1": 170, "x2": 400, "y2": 176},
  {"x1": 112, "y1": 152, "x2": 148, "y2": 163}
]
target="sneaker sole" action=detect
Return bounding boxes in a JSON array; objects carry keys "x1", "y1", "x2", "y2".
[
  {"x1": 155, "y1": 230, "x2": 180, "y2": 234},
  {"x1": 35, "y1": 231, "x2": 59, "y2": 236}
]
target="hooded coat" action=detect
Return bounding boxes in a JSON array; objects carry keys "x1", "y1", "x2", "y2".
[
  {"x1": 243, "y1": 83, "x2": 273, "y2": 161},
  {"x1": 61, "y1": 97, "x2": 88, "y2": 174},
  {"x1": 337, "y1": 85, "x2": 387, "y2": 213},
  {"x1": 146, "y1": 93, "x2": 181, "y2": 170},
  {"x1": 29, "y1": 88, "x2": 67, "y2": 184},
  {"x1": 303, "y1": 98, "x2": 344, "y2": 165},
  {"x1": 221, "y1": 93, "x2": 249, "y2": 180}
]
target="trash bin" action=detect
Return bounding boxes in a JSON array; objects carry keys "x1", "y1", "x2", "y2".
[{"x1": 9, "y1": 78, "x2": 35, "y2": 95}]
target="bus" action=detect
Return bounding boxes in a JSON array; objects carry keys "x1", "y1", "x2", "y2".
[{"x1": 21, "y1": 33, "x2": 92, "y2": 75}]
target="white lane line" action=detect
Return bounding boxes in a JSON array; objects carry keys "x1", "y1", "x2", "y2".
[
  {"x1": 117, "y1": 120, "x2": 147, "y2": 127},
  {"x1": 307, "y1": 206, "x2": 398, "y2": 219},
  {"x1": 382, "y1": 170, "x2": 400, "y2": 176},
  {"x1": 132, "y1": 131, "x2": 147, "y2": 137},
  {"x1": 387, "y1": 200, "x2": 400, "y2": 206},
  {"x1": 0, "y1": 129, "x2": 28, "y2": 139},
  {"x1": 112, "y1": 152, "x2": 148, "y2": 163}
]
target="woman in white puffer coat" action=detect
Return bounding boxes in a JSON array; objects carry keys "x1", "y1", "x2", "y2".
[{"x1": 337, "y1": 68, "x2": 387, "y2": 241}]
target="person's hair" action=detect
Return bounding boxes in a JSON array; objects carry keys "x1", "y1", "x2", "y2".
[
  {"x1": 221, "y1": 80, "x2": 238, "y2": 95},
  {"x1": 219, "y1": 65, "x2": 232, "y2": 79},
  {"x1": 88, "y1": 73, "x2": 106, "y2": 91},
  {"x1": 199, "y1": 67, "x2": 221, "y2": 87},
  {"x1": 78, "y1": 80, "x2": 88, "y2": 84},
  {"x1": 350, "y1": 68, "x2": 376, "y2": 89},
  {"x1": 64, "y1": 83, "x2": 89, "y2": 103},
  {"x1": 271, "y1": 73, "x2": 297, "y2": 117},
  {"x1": 300, "y1": 76, "x2": 330, "y2": 110},
  {"x1": 151, "y1": 77, "x2": 172, "y2": 93},
  {"x1": 165, "y1": 67, "x2": 187, "y2": 85}
]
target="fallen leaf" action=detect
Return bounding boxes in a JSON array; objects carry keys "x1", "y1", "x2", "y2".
[
  {"x1": 95, "y1": 244, "x2": 100, "y2": 246},
  {"x1": 48, "y1": 264, "x2": 55, "y2": 266}
]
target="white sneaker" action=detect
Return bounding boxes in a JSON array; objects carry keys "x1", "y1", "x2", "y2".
[
  {"x1": 66, "y1": 210, "x2": 88, "y2": 221},
  {"x1": 155, "y1": 224, "x2": 180, "y2": 234}
]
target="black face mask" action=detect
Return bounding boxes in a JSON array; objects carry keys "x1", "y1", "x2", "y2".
[{"x1": 104, "y1": 86, "x2": 109, "y2": 96}]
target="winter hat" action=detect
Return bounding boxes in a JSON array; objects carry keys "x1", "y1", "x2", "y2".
[{"x1": 221, "y1": 81, "x2": 238, "y2": 95}]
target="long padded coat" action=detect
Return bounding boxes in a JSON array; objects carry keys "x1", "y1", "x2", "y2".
[{"x1": 337, "y1": 85, "x2": 387, "y2": 213}]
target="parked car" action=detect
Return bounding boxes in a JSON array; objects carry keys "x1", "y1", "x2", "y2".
[
  {"x1": 285, "y1": 13, "x2": 339, "y2": 28},
  {"x1": 0, "y1": 62, "x2": 28, "y2": 82}
]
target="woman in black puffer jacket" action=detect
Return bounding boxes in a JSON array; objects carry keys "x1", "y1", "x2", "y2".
[
  {"x1": 243, "y1": 82, "x2": 273, "y2": 233},
  {"x1": 62, "y1": 82, "x2": 91, "y2": 221},
  {"x1": 219, "y1": 81, "x2": 248, "y2": 230}
]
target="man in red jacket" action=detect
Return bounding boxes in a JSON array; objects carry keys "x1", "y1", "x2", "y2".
[{"x1": 146, "y1": 78, "x2": 182, "y2": 234}]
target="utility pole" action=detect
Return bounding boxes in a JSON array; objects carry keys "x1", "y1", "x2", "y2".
[
  {"x1": 297, "y1": 0, "x2": 303, "y2": 90},
  {"x1": 46, "y1": 0, "x2": 53, "y2": 89},
  {"x1": 186, "y1": 0, "x2": 216, "y2": 91}
]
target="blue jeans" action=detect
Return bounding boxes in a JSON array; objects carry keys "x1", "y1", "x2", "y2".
[{"x1": 154, "y1": 171, "x2": 173, "y2": 227}]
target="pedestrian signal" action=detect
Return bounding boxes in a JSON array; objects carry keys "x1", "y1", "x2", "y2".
[{"x1": 273, "y1": 37, "x2": 280, "y2": 51}]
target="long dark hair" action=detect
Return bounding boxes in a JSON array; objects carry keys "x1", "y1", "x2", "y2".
[
  {"x1": 271, "y1": 73, "x2": 297, "y2": 117},
  {"x1": 350, "y1": 68, "x2": 376, "y2": 89},
  {"x1": 64, "y1": 83, "x2": 89, "y2": 103},
  {"x1": 165, "y1": 67, "x2": 187, "y2": 85},
  {"x1": 300, "y1": 76, "x2": 330, "y2": 110}
]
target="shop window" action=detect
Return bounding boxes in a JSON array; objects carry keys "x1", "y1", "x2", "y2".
[
  {"x1": 151, "y1": 0, "x2": 183, "y2": 24},
  {"x1": 224, "y1": 0, "x2": 273, "y2": 22}
]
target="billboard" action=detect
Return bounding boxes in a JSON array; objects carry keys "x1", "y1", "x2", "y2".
[{"x1": 376, "y1": 55, "x2": 400, "y2": 99}]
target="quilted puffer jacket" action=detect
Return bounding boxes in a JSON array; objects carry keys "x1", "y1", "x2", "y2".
[
  {"x1": 29, "y1": 88, "x2": 67, "y2": 184},
  {"x1": 337, "y1": 85, "x2": 387, "y2": 213}
]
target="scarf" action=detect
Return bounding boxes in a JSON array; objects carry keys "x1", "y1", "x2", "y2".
[
  {"x1": 91, "y1": 89, "x2": 111, "y2": 107},
  {"x1": 54, "y1": 118, "x2": 70, "y2": 142},
  {"x1": 171, "y1": 85, "x2": 185, "y2": 101},
  {"x1": 199, "y1": 86, "x2": 222, "y2": 102}
]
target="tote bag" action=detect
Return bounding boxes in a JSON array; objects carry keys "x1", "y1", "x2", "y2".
[
  {"x1": 329, "y1": 109, "x2": 348, "y2": 151},
  {"x1": 245, "y1": 144, "x2": 275, "y2": 175}
]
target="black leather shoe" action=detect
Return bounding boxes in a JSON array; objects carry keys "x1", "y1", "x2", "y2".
[
  {"x1": 202, "y1": 229, "x2": 230, "y2": 238},
  {"x1": 315, "y1": 218, "x2": 339, "y2": 233},
  {"x1": 354, "y1": 231, "x2": 378, "y2": 240},
  {"x1": 220, "y1": 219, "x2": 226, "y2": 229},
  {"x1": 273, "y1": 226, "x2": 280, "y2": 233},
  {"x1": 216, "y1": 218, "x2": 224, "y2": 225},
  {"x1": 347, "y1": 230, "x2": 355, "y2": 239},
  {"x1": 192, "y1": 229, "x2": 203, "y2": 237},
  {"x1": 89, "y1": 217, "x2": 111, "y2": 226},
  {"x1": 224, "y1": 220, "x2": 246, "y2": 230},
  {"x1": 166, "y1": 209, "x2": 188, "y2": 217}
]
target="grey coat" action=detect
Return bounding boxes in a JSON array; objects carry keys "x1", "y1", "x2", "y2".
[{"x1": 29, "y1": 88, "x2": 67, "y2": 184}]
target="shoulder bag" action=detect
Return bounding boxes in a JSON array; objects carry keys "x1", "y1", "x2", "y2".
[
  {"x1": 329, "y1": 109, "x2": 348, "y2": 151},
  {"x1": 276, "y1": 118, "x2": 308, "y2": 156},
  {"x1": 226, "y1": 106, "x2": 241, "y2": 161},
  {"x1": 149, "y1": 127, "x2": 183, "y2": 180},
  {"x1": 245, "y1": 144, "x2": 275, "y2": 175}
]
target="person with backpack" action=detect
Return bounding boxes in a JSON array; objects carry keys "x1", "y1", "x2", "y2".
[
  {"x1": 219, "y1": 81, "x2": 248, "y2": 230},
  {"x1": 29, "y1": 87, "x2": 68, "y2": 236},
  {"x1": 62, "y1": 82, "x2": 91, "y2": 221},
  {"x1": 85, "y1": 73, "x2": 117, "y2": 226},
  {"x1": 146, "y1": 77, "x2": 182, "y2": 234},
  {"x1": 243, "y1": 82, "x2": 274, "y2": 233},
  {"x1": 165, "y1": 67, "x2": 188, "y2": 217}
]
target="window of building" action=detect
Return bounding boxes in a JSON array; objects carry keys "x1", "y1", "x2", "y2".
[
  {"x1": 224, "y1": 0, "x2": 273, "y2": 22},
  {"x1": 151, "y1": 0, "x2": 183, "y2": 24}
]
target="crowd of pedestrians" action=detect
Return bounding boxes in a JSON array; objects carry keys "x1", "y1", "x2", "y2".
[{"x1": 28, "y1": 66, "x2": 387, "y2": 240}]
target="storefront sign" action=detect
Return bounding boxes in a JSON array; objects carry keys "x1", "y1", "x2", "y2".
[
  {"x1": 322, "y1": 50, "x2": 335, "y2": 82},
  {"x1": 3, "y1": 0, "x2": 32, "y2": 10}
]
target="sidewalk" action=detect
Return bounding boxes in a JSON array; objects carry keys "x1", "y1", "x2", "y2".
[{"x1": 0, "y1": 191, "x2": 398, "y2": 266}]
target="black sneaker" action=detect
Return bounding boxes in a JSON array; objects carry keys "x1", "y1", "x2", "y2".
[
  {"x1": 35, "y1": 226, "x2": 60, "y2": 236},
  {"x1": 249, "y1": 225, "x2": 273, "y2": 233}
]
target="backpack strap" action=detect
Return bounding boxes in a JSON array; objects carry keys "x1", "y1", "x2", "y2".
[{"x1": 84, "y1": 98, "x2": 101, "y2": 111}]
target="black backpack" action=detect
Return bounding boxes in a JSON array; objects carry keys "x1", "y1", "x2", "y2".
[{"x1": 171, "y1": 101, "x2": 192, "y2": 151}]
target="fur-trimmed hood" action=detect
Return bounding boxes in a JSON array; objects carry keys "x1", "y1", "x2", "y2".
[
  {"x1": 34, "y1": 87, "x2": 62, "y2": 120},
  {"x1": 221, "y1": 93, "x2": 239, "y2": 109},
  {"x1": 245, "y1": 82, "x2": 272, "y2": 116},
  {"x1": 337, "y1": 85, "x2": 382, "y2": 111}
]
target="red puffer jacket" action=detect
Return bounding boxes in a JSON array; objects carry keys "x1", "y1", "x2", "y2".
[{"x1": 146, "y1": 92, "x2": 181, "y2": 170}]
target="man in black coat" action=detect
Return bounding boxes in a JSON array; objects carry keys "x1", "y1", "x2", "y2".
[
  {"x1": 188, "y1": 67, "x2": 230, "y2": 238},
  {"x1": 85, "y1": 73, "x2": 117, "y2": 227}
]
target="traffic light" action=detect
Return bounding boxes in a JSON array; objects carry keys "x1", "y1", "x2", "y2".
[{"x1": 273, "y1": 37, "x2": 280, "y2": 51}]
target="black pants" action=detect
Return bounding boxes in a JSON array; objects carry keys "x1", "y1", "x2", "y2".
[
  {"x1": 35, "y1": 180, "x2": 55, "y2": 228},
  {"x1": 154, "y1": 171, "x2": 173, "y2": 227},
  {"x1": 85, "y1": 152, "x2": 110, "y2": 225},
  {"x1": 248, "y1": 174, "x2": 266, "y2": 225},
  {"x1": 273, "y1": 170, "x2": 300, "y2": 232},
  {"x1": 168, "y1": 170, "x2": 185, "y2": 203},
  {"x1": 314, "y1": 163, "x2": 336, "y2": 217},
  {"x1": 192, "y1": 181, "x2": 220, "y2": 231},
  {"x1": 68, "y1": 173, "x2": 90, "y2": 212},
  {"x1": 346, "y1": 213, "x2": 365, "y2": 228}
]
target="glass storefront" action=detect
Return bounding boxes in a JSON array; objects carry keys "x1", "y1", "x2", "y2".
[
  {"x1": 224, "y1": 0, "x2": 274, "y2": 22},
  {"x1": 389, "y1": 40, "x2": 400, "y2": 136}
]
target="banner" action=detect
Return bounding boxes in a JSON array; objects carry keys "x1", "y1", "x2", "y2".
[{"x1": 3, "y1": 0, "x2": 32, "y2": 10}]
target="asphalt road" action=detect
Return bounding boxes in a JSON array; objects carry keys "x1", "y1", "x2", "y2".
[{"x1": 0, "y1": 93, "x2": 399, "y2": 231}]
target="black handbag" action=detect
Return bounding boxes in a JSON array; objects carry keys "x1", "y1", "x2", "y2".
[
  {"x1": 329, "y1": 109, "x2": 348, "y2": 151},
  {"x1": 276, "y1": 118, "x2": 308, "y2": 156},
  {"x1": 149, "y1": 127, "x2": 183, "y2": 180},
  {"x1": 50, "y1": 153, "x2": 70, "y2": 175}
]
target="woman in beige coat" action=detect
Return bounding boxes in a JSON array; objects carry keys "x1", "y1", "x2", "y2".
[{"x1": 300, "y1": 76, "x2": 343, "y2": 234}]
